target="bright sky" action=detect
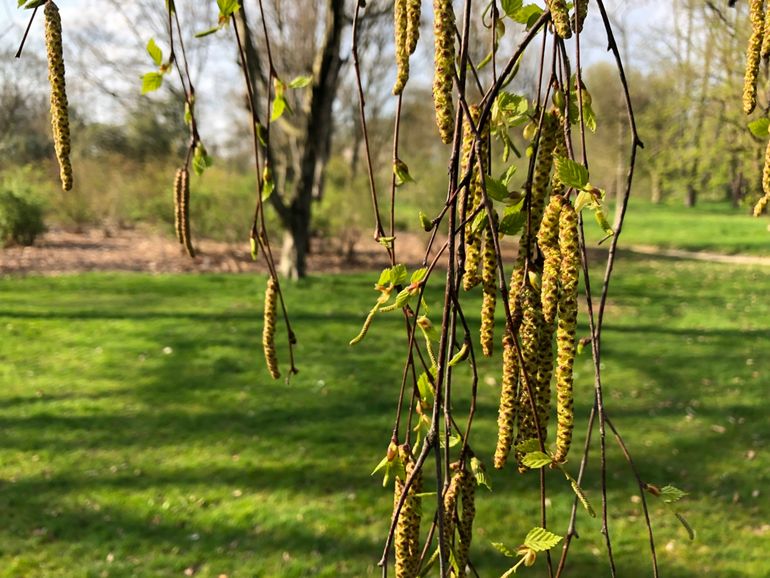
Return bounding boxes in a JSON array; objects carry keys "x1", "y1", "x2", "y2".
[{"x1": 1, "y1": 0, "x2": 668, "y2": 149}]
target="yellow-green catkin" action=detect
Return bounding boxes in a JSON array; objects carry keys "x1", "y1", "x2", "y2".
[
  {"x1": 494, "y1": 331, "x2": 519, "y2": 469},
  {"x1": 537, "y1": 195, "x2": 564, "y2": 326},
  {"x1": 393, "y1": 0, "x2": 409, "y2": 95},
  {"x1": 763, "y1": 5, "x2": 770, "y2": 58},
  {"x1": 442, "y1": 467, "x2": 462, "y2": 561},
  {"x1": 553, "y1": 203, "x2": 579, "y2": 463},
  {"x1": 263, "y1": 277, "x2": 281, "y2": 380},
  {"x1": 177, "y1": 167, "x2": 195, "y2": 258},
  {"x1": 515, "y1": 285, "x2": 545, "y2": 472},
  {"x1": 461, "y1": 109, "x2": 481, "y2": 290},
  {"x1": 755, "y1": 140, "x2": 770, "y2": 216},
  {"x1": 480, "y1": 211, "x2": 498, "y2": 357},
  {"x1": 455, "y1": 470, "x2": 476, "y2": 577},
  {"x1": 433, "y1": 0, "x2": 456, "y2": 143},
  {"x1": 744, "y1": 0, "x2": 765, "y2": 115},
  {"x1": 394, "y1": 446, "x2": 422, "y2": 578},
  {"x1": 573, "y1": 0, "x2": 589, "y2": 34},
  {"x1": 546, "y1": 0, "x2": 572, "y2": 39},
  {"x1": 173, "y1": 168, "x2": 184, "y2": 245},
  {"x1": 406, "y1": 0, "x2": 421, "y2": 55},
  {"x1": 45, "y1": 1, "x2": 73, "y2": 191}
]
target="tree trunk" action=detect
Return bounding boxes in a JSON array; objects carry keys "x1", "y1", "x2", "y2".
[
  {"x1": 651, "y1": 171, "x2": 662, "y2": 204},
  {"x1": 277, "y1": 0, "x2": 345, "y2": 278}
]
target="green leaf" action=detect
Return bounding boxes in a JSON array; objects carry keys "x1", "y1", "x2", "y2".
[
  {"x1": 390, "y1": 264, "x2": 408, "y2": 286},
  {"x1": 256, "y1": 122, "x2": 268, "y2": 147},
  {"x1": 141, "y1": 72, "x2": 164, "y2": 95},
  {"x1": 500, "y1": 165, "x2": 518, "y2": 187},
  {"x1": 498, "y1": 202, "x2": 525, "y2": 236},
  {"x1": 471, "y1": 456, "x2": 492, "y2": 490},
  {"x1": 216, "y1": 0, "x2": 240, "y2": 17},
  {"x1": 393, "y1": 287, "x2": 412, "y2": 309},
  {"x1": 194, "y1": 26, "x2": 222, "y2": 38},
  {"x1": 448, "y1": 342, "x2": 469, "y2": 367},
  {"x1": 748, "y1": 117, "x2": 770, "y2": 138},
  {"x1": 250, "y1": 236, "x2": 258, "y2": 261},
  {"x1": 491, "y1": 541, "x2": 517, "y2": 558},
  {"x1": 583, "y1": 102, "x2": 597, "y2": 133},
  {"x1": 511, "y1": 4, "x2": 543, "y2": 27},
  {"x1": 515, "y1": 438, "x2": 540, "y2": 454},
  {"x1": 416, "y1": 372, "x2": 435, "y2": 403},
  {"x1": 289, "y1": 75, "x2": 313, "y2": 89},
  {"x1": 146, "y1": 38, "x2": 163, "y2": 66},
  {"x1": 470, "y1": 210, "x2": 488, "y2": 236},
  {"x1": 500, "y1": 0, "x2": 523, "y2": 18},
  {"x1": 594, "y1": 206, "x2": 614, "y2": 237},
  {"x1": 521, "y1": 451, "x2": 552, "y2": 469},
  {"x1": 523, "y1": 527, "x2": 562, "y2": 552},
  {"x1": 271, "y1": 96, "x2": 287, "y2": 122},
  {"x1": 377, "y1": 236, "x2": 395, "y2": 249},
  {"x1": 555, "y1": 156, "x2": 589, "y2": 189},
  {"x1": 660, "y1": 485, "x2": 688, "y2": 503},
  {"x1": 410, "y1": 267, "x2": 428, "y2": 285},
  {"x1": 393, "y1": 159, "x2": 414, "y2": 186},
  {"x1": 486, "y1": 175, "x2": 510, "y2": 202},
  {"x1": 418, "y1": 211, "x2": 433, "y2": 231},
  {"x1": 439, "y1": 433, "x2": 462, "y2": 449},
  {"x1": 20, "y1": 0, "x2": 46, "y2": 9},
  {"x1": 573, "y1": 190, "x2": 593, "y2": 213},
  {"x1": 184, "y1": 102, "x2": 193, "y2": 126},
  {"x1": 192, "y1": 143, "x2": 213, "y2": 176},
  {"x1": 376, "y1": 268, "x2": 391, "y2": 287},
  {"x1": 261, "y1": 173, "x2": 275, "y2": 201}
]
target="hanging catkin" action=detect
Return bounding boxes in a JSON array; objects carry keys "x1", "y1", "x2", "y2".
[
  {"x1": 743, "y1": 0, "x2": 764, "y2": 115},
  {"x1": 455, "y1": 470, "x2": 476, "y2": 577},
  {"x1": 44, "y1": 1, "x2": 73, "y2": 191},
  {"x1": 537, "y1": 195, "x2": 564, "y2": 326},
  {"x1": 393, "y1": 0, "x2": 409, "y2": 95},
  {"x1": 515, "y1": 285, "x2": 545, "y2": 472},
  {"x1": 263, "y1": 277, "x2": 281, "y2": 380},
  {"x1": 176, "y1": 167, "x2": 195, "y2": 258},
  {"x1": 573, "y1": 0, "x2": 590, "y2": 34},
  {"x1": 433, "y1": 0, "x2": 456, "y2": 143},
  {"x1": 173, "y1": 168, "x2": 185, "y2": 244},
  {"x1": 553, "y1": 203, "x2": 580, "y2": 463},
  {"x1": 494, "y1": 331, "x2": 519, "y2": 469},
  {"x1": 394, "y1": 446, "x2": 422, "y2": 578},
  {"x1": 546, "y1": 0, "x2": 572, "y2": 39},
  {"x1": 406, "y1": 0, "x2": 421, "y2": 55},
  {"x1": 480, "y1": 211, "x2": 498, "y2": 357},
  {"x1": 763, "y1": 5, "x2": 770, "y2": 58},
  {"x1": 754, "y1": 139, "x2": 770, "y2": 216},
  {"x1": 461, "y1": 107, "x2": 482, "y2": 290},
  {"x1": 442, "y1": 467, "x2": 462, "y2": 561}
]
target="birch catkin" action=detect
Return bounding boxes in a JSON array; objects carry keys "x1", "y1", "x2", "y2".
[
  {"x1": 173, "y1": 168, "x2": 184, "y2": 244},
  {"x1": 573, "y1": 0, "x2": 590, "y2": 34},
  {"x1": 546, "y1": 0, "x2": 572, "y2": 39},
  {"x1": 394, "y1": 446, "x2": 422, "y2": 578},
  {"x1": 393, "y1": 0, "x2": 409, "y2": 95},
  {"x1": 44, "y1": 1, "x2": 73, "y2": 191},
  {"x1": 744, "y1": 0, "x2": 765, "y2": 115},
  {"x1": 763, "y1": 5, "x2": 770, "y2": 59},
  {"x1": 537, "y1": 195, "x2": 564, "y2": 326},
  {"x1": 433, "y1": 0, "x2": 456, "y2": 143},
  {"x1": 494, "y1": 331, "x2": 519, "y2": 469},
  {"x1": 455, "y1": 470, "x2": 476, "y2": 577},
  {"x1": 480, "y1": 212, "x2": 498, "y2": 357},
  {"x1": 263, "y1": 277, "x2": 281, "y2": 380},
  {"x1": 176, "y1": 167, "x2": 195, "y2": 258},
  {"x1": 461, "y1": 109, "x2": 482, "y2": 290},
  {"x1": 553, "y1": 204, "x2": 580, "y2": 463},
  {"x1": 406, "y1": 0, "x2": 421, "y2": 55},
  {"x1": 754, "y1": 139, "x2": 770, "y2": 216}
]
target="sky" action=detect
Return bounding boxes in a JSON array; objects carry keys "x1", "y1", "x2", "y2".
[{"x1": 0, "y1": 0, "x2": 669, "y2": 150}]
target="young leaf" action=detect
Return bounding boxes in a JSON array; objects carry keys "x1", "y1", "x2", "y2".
[
  {"x1": 289, "y1": 75, "x2": 313, "y2": 89},
  {"x1": 146, "y1": 38, "x2": 163, "y2": 67},
  {"x1": 410, "y1": 267, "x2": 428, "y2": 285},
  {"x1": 376, "y1": 268, "x2": 391, "y2": 287},
  {"x1": 271, "y1": 96, "x2": 287, "y2": 122},
  {"x1": 470, "y1": 210, "x2": 488, "y2": 236},
  {"x1": 416, "y1": 372, "x2": 435, "y2": 403},
  {"x1": 515, "y1": 438, "x2": 540, "y2": 454},
  {"x1": 510, "y1": 4, "x2": 543, "y2": 27},
  {"x1": 390, "y1": 264, "x2": 408, "y2": 286},
  {"x1": 523, "y1": 527, "x2": 562, "y2": 552},
  {"x1": 521, "y1": 451, "x2": 552, "y2": 469},
  {"x1": 419, "y1": 211, "x2": 433, "y2": 231},
  {"x1": 192, "y1": 143, "x2": 213, "y2": 176},
  {"x1": 216, "y1": 0, "x2": 240, "y2": 17},
  {"x1": 141, "y1": 72, "x2": 164, "y2": 95},
  {"x1": 492, "y1": 541, "x2": 517, "y2": 558},
  {"x1": 555, "y1": 156, "x2": 589, "y2": 189},
  {"x1": 499, "y1": 202, "x2": 525, "y2": 236},
  {"x1": 660, "y1": 485, "x2": 688, "y2": 503},
  {"x1": 485, "y1": 175, "x2": 510, "y2": 202},
  {"x1": 573, "y1": 190, "x2": 593, "y2": 213},
  {"x1": 194, "y1": 26, "x2": 221, "y2": 38},
  {"x1": 250, "y1": 236, "x2": 258, "y2": 261},
  {"x1": 393, "y1": 159, "x2": 414, "y2": 186},
  {"x1": 748, "y1": 117, "x2": 770, "y2": 138},
  {"x1": 471, "y1": 456, "x2": 492, "y2": 490}
]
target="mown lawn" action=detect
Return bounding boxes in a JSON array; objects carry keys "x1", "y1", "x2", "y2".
[
  {"x1": 0, "y1": 255, "x2": 768, "y2": 577},
  {"x1": 585, "y1": 199, "x2": 770, "y2": 255}
]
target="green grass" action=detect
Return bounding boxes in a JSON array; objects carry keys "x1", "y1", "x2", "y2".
[
  {"x1": 584, "y1": 200, "x2": 770, "y2": 255},
  {"x1": 0, "y1": 259, "x2": 769, "y2": 577}
]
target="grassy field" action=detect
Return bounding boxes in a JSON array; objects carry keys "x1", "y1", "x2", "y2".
[
  {"x1": 584, "y1": 200, "x2": 770, "y2": 255},
  {"x1": 0, "y1": 253, "x2": 769, "y2": 577}
]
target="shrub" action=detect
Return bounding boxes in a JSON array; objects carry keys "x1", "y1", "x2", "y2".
[{"x1": 0, "y1": 188, "x2": 46, "y2": 247}]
